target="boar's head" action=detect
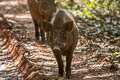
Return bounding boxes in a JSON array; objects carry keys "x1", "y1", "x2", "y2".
[{"x1": 43, "y1": 20, "x2": 73, "y2": 54}]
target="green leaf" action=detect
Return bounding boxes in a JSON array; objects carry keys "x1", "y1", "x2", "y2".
[
  {"x1": 112, "y1": 52, "x2": 119, "y2": 57},
  {"x1": 91, "y1": 14, "x2": 96, "y2": 19},
  {"x1": 56, "y1": 2, "x2": 61, "y2": 7},
  {"x1": 83, "y1": 10, "x2": 92, "y2": 15}
]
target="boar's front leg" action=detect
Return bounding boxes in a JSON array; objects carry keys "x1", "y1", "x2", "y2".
[
  {"x1": 54, "y1": 53, "x2": 64, "y2": 77},
  {"x1": 66, "y1": 51, "x2": 73, "y2": 79},
  {"x1": 40, "y1": 25, "x2": 45, "y2": 44},
  {"x1": 33, "y1": 19, "x2": 39, "y2": 40}
]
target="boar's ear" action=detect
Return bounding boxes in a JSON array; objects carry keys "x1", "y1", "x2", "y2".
[
  {"x1": 43, "y1": 21, "x2": 52, "y2": 32},
  {"x1": 64, "y1": 21, "x2": 73, "y2": 32}
]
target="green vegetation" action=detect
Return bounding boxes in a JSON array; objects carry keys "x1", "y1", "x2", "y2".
[{"x1": 56, "y1": 0, "x2": 120, "y2": 37}]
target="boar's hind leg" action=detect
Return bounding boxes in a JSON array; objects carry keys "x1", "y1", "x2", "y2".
[
  {"x1": 40, "y1": 26, "x2": 46, "y2": 44},
  {"x1": 54, "y1": 53, "x2": 64, "y2": 77},
  {"x1": 33, "y1": 20, "x2": 39, "y2": 40},
  {"x1": 66, "y1": 51, "x2": 73, "y2": 79}
]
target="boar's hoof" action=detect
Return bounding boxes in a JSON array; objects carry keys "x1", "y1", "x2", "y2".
[
  {"x1": 41, "y1": 40, "x2": 46, "y2": 44},
  {"x1": 41, "y1": 37, "x2": 46, "y2": 44},
  {"x1": 35, "y1": 36, "x2": 39, "y2": 41},
  {"x1": 59, "y1": 70, "x2": 64, "y2": 77},
  {"x1": 53, "y1": 47, "x2": 61, "y2": 53},
  {"x1": 35, "y1": 33, "x2": 39, "y2": 40},
  {"x1": 65, "y1": 73, "x2": 71, "y2": 79}
]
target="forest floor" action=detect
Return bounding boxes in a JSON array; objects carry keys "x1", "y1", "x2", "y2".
[{"x1": 0, "y1": 0, "x2": 120, "y2": 80}]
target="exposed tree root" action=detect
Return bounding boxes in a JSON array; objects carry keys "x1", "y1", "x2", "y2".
[{"x1": 0, "y1": 14, "x2": 47, "y2": 80}]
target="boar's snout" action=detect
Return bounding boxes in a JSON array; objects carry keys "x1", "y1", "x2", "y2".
[{"x1": 53, "y1": 46, "x2": 61, "y2": 53}]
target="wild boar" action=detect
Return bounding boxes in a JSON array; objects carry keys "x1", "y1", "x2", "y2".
[
  {"x1": 27, "y1": 0, "x2": 56, "y2": 43},
  {"x1": 43, "y1": 9, "x2": 79, "y2": 79}
]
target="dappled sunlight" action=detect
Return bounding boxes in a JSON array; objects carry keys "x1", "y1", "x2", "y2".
[
  {"x1": 0, "y1": 0, "x2": 120, "y2": 80},
  {"x1": 5, "y1": 14, "x2": 31, "y2": 19},
  {"x1": 0, "y1": 0, "x2": 28, "y2": 15},
  {"x1": 0, "y1": 1, "x2": 18, "y2": 6}
]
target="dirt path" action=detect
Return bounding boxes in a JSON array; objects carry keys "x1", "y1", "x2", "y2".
[{"x1": 0, "y1": 0, "x2": 120, "y2": 80}]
